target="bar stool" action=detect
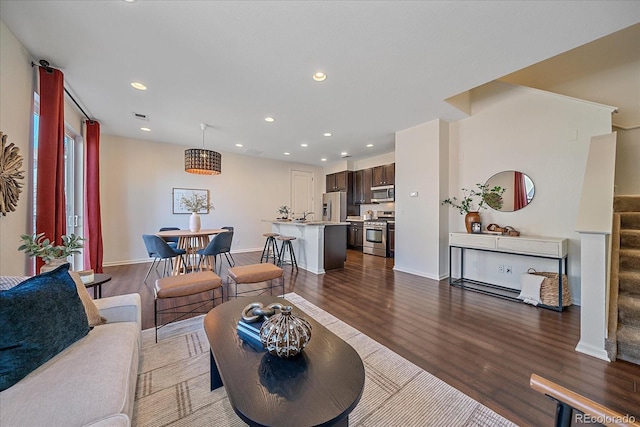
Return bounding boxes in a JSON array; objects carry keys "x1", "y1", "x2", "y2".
[
  {"x1": 260, "y1": 233, "x2": 280, "y2": 264},
  {"x1": 277, "y1": 236, "x2": 298, "y2": 271}
]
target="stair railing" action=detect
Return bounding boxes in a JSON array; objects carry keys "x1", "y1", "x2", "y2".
[{"x1": 530, "y1": 374, "x2": 639, "y2": 427}]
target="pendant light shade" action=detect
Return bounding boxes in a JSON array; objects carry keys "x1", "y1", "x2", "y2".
[{"x1": 185, "y1": 123, "x2": 222, "y2": 175}]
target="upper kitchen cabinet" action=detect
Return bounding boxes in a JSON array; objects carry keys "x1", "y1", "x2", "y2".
[
  {"x1": 353, "y1": 168, "x2": 373, "y2": 204},
  {"x1": 372, "y1": 163, "x2": 395, "y2": 186},
  {"x1": 326, "y1": 170, "x2": 352, "y2": 192}
]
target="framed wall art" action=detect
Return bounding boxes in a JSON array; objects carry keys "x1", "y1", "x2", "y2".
[{"x1": 172, "y1": 188, "x2": 210, "y2": 214}]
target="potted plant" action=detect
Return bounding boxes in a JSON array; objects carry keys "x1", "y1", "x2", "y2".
[
  {"x1": 442, "y1": 183, "x2": 505, "y2": 233},
  {"x1": 277, "y1": 205, "x2": 291, "y2": 220},
  {"x1": 181, "y1": 192, "x2": 214, "y2": 232},
  {"x1": 19, "y1": 232, "x2": 85, "y2": 273}
]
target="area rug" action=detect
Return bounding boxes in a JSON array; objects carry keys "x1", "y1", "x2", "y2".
[{"x1": 133, "y1": 293, "x2": 517, "y2": 427}]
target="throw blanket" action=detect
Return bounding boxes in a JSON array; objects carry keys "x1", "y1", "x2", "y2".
[
  {"x1": 0, "y1": 276, "x2": 27, "y2": 291},
  {"x1": 518, "y1": 273, "x2": 545, "y2": 306}
]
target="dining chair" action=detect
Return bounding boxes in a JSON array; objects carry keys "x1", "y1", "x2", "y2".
[
  {"x1": 222, "y1": 226, "x2": 236, "y2": 266},
  {"x1": 196, "y1": 230, "x2": 235, "y2": 274},
  {"x1": 142, "y1": 234, "x2": 187, "y2": 278},
  {"x1": 159, "y1": 226, "x2": 180, "y2": 250},
  {"x1": 142, "y1": 235, "x2": 161, "y2": 282}
]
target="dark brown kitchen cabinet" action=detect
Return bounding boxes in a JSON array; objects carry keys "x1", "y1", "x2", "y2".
[
  {"x1": 387, "y1": 222, "x2": 395, "y2": 257},
  {"x1": 372, "y1": 163, "x2": 395, "y2": 186},
  {"x1": 353, "y1": 168, "x2": 373, "y2": 204},
  {"x1": 347, "y1": 221, "x2": 363, "y2": 249},
  {"x1": 326, "y1": 170, "x2": 351, "y2": 192}
]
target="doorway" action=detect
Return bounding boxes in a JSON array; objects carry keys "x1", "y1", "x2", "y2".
[{"x1": 291, "y1": 170, "x2": 314, "y2": 220}]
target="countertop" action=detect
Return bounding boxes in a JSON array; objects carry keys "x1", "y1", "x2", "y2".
[{"x1": 265, "y1": 220, "x2": 350, "y2": 226}]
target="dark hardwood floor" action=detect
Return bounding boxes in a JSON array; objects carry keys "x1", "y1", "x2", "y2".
[{"x1": 102, "y1": 250, "x2": 640, "y2": 426}]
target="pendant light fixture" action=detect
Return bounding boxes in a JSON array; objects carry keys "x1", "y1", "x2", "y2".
[{"x1": 185, "y1": 123, "x2": 221, "y2": 175}]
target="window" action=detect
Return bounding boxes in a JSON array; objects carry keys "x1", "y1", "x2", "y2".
[{"x1": 32, "y1": 92, "x2": 85, "y2": 269}]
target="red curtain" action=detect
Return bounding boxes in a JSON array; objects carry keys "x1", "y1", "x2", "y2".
[
  {"x1": 35, "y1": 67, "x2": 66, "y2": 273},
  {"x1": 514, "y1": 171, "x2": 527, "y2": 211},
  {"x1": 84, "y1": 121, "x2": 104, "y2": 273}
]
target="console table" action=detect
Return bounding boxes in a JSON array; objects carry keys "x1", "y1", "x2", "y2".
[{"x1": 448, "y1": 232, "x2": 569, "y2": 311}]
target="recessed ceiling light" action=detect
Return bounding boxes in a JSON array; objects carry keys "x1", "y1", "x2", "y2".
[
  {"x1": 323, "y1": 133, "x2": 332, "y2": 137},
  {"x1": 366, "y1": 144, "x2": 373, "y2": 147},
  {"x1": 140, "y1": 127, "x2": 151, "y2": 132},
  {"x1": 340, "y1": 152, "x2": 347, "y2": 156},
  {"x1": 264, "y1": 117, "x2": 275, "y2": 123},
  {"x1": 284, "y1": 152, "x2": 290, "y2": 155},
  {"x1": 312, "y1": 72, "x2": 327, "y2": 82},
  {"x1": 235, "y1": 143, "x2": 243, "y2": 147},
  {"x1": 321, "y1": 158, "x2": 327, "y2": 162},
  {"x1": 124, "y1": 0, "x2": 135, "y2": 3},
  {"x1": 131, "y1": 82, "x2": 147, "y2": 91},
  {"x1": 301, "y1": 143, "x2": 308, "y2": 147}
]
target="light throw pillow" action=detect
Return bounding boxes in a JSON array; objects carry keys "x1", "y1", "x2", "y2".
[
  {"x1": 68, "y1": 270, "x2": 107, "y2": 327},
  {"x1": 518, "y1": 273, "x2": 545, "y2": 305},
  {"x1": 0, "y1": 264, "x2": 90, "y2": 391}
]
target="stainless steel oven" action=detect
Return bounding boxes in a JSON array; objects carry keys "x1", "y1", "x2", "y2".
[{"x1": 363, "y1": 221, "x2": 387, "y2": 257}]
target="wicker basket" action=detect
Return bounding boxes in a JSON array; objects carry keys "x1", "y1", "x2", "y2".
[{"x1": 527, "y1": 268, "x2": 571, "y2": 307}]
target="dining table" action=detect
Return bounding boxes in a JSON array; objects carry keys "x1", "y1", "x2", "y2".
[{"x1": 156, "y1": 228, "x2": 228, "y2": 275}]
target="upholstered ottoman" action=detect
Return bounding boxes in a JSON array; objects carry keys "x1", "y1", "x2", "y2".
[
  {"x1": 227, "y1": 263, "x2": 284, "y2": 298},
  {"x1": 154, "y1": 271, "x2": 223, "y2": 341}
]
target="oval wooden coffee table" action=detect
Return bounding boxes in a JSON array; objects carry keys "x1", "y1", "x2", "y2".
[{"x1": 203, "y1": 296, "x2": 365, "y2": 427}]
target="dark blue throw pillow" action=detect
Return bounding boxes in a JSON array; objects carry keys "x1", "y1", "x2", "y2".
[{"x1": 0, "y1": 263, "x2": 89, "y2": 391}]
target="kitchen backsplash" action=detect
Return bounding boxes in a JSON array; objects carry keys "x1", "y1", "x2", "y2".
[{"x1": 359, "y1": 202, "x2": 395, "y2": 217}]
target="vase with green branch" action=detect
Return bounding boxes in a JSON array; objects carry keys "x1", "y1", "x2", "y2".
[
  {"x1": 181, "y1": 192, "x2": 214, "y2": 232},
  {"x1": 442, "y1": 183, "x2": 505, "y2": 232}
]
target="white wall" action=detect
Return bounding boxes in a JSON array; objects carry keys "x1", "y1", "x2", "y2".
[
  {"x1": 100, "y1": 135, "x2": 323, "y2": 265},
  {"x1": 394, "y1": 119, "x2": 449, "y2": 279},
  {"x1": 0, "y1": 21, "x2": 33, "y2": 276},
  {"x1": 446, "y1": 82, "x2": 614, "y2": 305},
  {"x1": 353, "y1": 152, "x2": 395, "y2": 170},
  {"x1": 614, "y1": 127, "x2": 640, "y2": 195}
]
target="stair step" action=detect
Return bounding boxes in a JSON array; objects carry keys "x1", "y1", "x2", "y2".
[
  {"x1": 620, "y1": 213, "x2": 640, "y2": 230},
  {"x1": 619, "y1": 271, "x2": 640, "y2": 297},
  {"x1": 614, "y1": 196, "x2": 640, "y2": 213},
  {"x1": 617, "y1": 324, "x2": 640, "y2": 365},
  {"x1": 620, "y1": 230, "x2": 640, "y2": 249},
  {"x1": 619, "y1": 295, "x2": 640, "y2": 328},
  {"x1": 619, "y1": 249, "x2": 640, "y2": 271}
]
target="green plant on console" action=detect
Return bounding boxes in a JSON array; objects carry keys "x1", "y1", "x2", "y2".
[
  {"x1": 18, "y1": 233, "x2": 85, "y2": 264},
  {"x1": 442, "y1": 183, "x2": 506, "y2": 214}
]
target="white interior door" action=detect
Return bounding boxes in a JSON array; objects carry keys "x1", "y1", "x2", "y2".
[{"x1": 291, "y1": 170, "x2": 314, "y2": 219}]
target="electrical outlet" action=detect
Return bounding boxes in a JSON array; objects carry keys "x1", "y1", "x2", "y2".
[
  {"x1": 505, "y1": 265, "x2": 512, "y2": 274},
  {"x1": 498, "y1": 265, "x2": 504, "y2": 273}
]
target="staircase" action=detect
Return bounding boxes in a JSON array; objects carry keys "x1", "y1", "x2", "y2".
[{"x1": 607, "y1": 196, "x2": 640, "y2": 364}]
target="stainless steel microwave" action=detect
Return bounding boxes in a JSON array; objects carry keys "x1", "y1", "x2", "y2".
[{"x1": 371, "y1": 185, "x2": 394, "y2": 203}]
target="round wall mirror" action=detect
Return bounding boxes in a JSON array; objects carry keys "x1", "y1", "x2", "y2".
[{"x1": 485, "y1": 171, "x2": 535, "y2": 212}]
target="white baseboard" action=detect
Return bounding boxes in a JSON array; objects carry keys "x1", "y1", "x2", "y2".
[
  {"x1": 102, "y1": 248, "x2": 263, "y2": 268},
  {"x1": 392, "y1": 265, "x2": 443, "y2": 281},
  {"x1": 575, "y1": 341, "x2": 610, "y2": 361}
]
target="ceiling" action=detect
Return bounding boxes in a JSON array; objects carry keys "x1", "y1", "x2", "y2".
[{"x1": 1, "y1": 1, "x2": 638, "y2": 166}]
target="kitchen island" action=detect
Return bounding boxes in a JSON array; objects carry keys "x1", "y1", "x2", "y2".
[{"x1": 266, "y1": 220, "x2": 348, "y2": 274}]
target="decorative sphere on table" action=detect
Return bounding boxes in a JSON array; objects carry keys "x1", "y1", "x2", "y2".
[{"x1": 259, "y1": 305, "x2": 312, "y2": 358}]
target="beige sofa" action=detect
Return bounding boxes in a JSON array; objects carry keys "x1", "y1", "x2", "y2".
[{"x1": 0, "y1": 293, "x2": 141, "y2": 427}]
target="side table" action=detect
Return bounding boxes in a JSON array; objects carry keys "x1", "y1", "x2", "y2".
[{"x1": 84, "y1": 273, "x2": 112, "y2": 299}]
